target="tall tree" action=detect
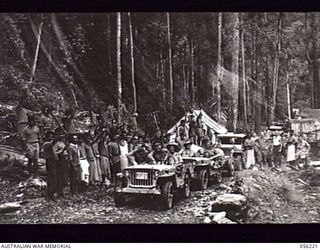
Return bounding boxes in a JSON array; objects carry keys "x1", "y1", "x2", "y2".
[
  {"x1": 270, "y1": 12, "x2": 282, "y2": 122},
  {"x1": 216, "y1": 12, "x2": 222, "y2": 122},
  {"x1": 128, "y1": 12, "x2": 137, "y2": 129},
  {"x1": 310, "y1": 12, "x2": 320, "y2": 108},
  {"x1": 231, "y1": 13, "x2": 240, "y2": 131},
  {"x1": 166, "y1": 13, "x2": 174, "y2": 113},
  {"x1": 240, "y1": 14, "x2": 247, "y2": 131},
  {"x1": 190, "y1": 39, "x2": 195, "y2": 105},
  {"x1": 29, "y1": 22, "x2": 43, "y2": 84},
  {"x1": 117, "y1": 12, "x2": 122, "y2": 123}
]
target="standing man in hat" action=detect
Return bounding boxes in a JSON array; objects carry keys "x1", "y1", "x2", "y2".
[
  {"x1": 188, "y1": 115, "x2": 197, "y2": 145},
  {"x1": 21, "y1": 115, "x2": 41, "y2": 177}
]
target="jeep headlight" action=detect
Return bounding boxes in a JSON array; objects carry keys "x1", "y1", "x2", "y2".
[
  {"x1": 154, "y1": 170, "x2": 160, "y2": 178},
  {"x1": 124, "y1": 170, "x2": 130, "y2": 178}
]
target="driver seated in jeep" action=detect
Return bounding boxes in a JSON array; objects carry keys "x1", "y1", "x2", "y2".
[
  {"x1": 209, "y1": 143, "x2": 225, "y2": 159},
  {"x1": 148, "y1": 142, "x2": 169, "y2": 164},
  {"x1": 179, "y1": 140, "x2": 197, "y2": 157},
  {"x1": 127, "y1": 139, "x2": 151, "y2": 165},
  {"x1": 165, "y1": 142, "x2": 182, "y2": 165}
]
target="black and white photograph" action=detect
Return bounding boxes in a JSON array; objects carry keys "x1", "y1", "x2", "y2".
[{"x1": 0, "y1": 12, "x2": 320, "y2": 226}]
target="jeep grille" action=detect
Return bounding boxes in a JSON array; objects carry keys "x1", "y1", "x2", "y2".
[{"x1": 128, "y1": 169, "x2": 154, "y2": 187}]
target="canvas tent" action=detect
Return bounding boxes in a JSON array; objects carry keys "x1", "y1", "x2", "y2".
[{"x1": 167, "y1": 109, "x2": 228, "y2": 142}]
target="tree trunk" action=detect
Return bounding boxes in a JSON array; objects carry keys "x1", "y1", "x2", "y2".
[
  {"x1": 270, "y1": 12, "x2": 282, "y2": 122},
  {"x1": 197, "y1": 33, "x2": 202, "y2": 106},
  {"x1": 265, "y1": 54, "x2": 270, "y2": 126},
  {"x1": 254, "y1": 29, "x2": 261, "y2": 133},
  {"x1": 29, "y1": 22, "x2": 44, "y2": 84},
  {"x1": 231, "y1": 13, "x2": 240, "y2": 132},
  {"x1": 116, "y1": 12, "x2": 122, "y2": 123},
  {"x1": 128, "y1": 12, "x2": 137, "y2": 129},
  {"x1": 166, "y1": 13, "x2": 174, "y2": 113},
  {"x1": 216, "y1": 12, "x2": 222, "y2": 122},
  {"x1": 48, "y1": 23, "x2": 52, "y2": 73},
  {"x1": 106, "y1": 13, "x2": 112, "y2": 77},
  {"x1": 240, "y1": 14, "x2": 247, "y2": 131},
  {"x1": 160, "y1": 51, "x2": 166, "y2": 112},
  {"x1": 190, "y1": 39, "x2": 195, "y2": 106},
  {"x1": 310, "y1": 13, "x2": 320, "y2": 108},
  {"x1": 182, "y1": 63, "x2": 187, "y2": 102}
]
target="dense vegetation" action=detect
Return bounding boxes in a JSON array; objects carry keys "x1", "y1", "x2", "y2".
[{"x1": 0, "y1": 13, "x2": 318, "y2": 132}]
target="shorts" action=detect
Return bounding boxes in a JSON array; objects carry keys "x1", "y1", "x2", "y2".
[{"x1": 25, "y1": 142, "x2": 40, "y2": 160}]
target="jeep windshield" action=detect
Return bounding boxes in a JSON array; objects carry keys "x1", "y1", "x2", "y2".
[{"x1": 219, "y1": 137, "x2": 243, "y2": 145}]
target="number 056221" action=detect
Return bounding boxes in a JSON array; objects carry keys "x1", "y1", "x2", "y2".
[{"x1": 300, "y1": 244, "x2": 318, "y2": 248}]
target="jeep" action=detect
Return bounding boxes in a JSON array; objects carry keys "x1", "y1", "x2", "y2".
[
  {"x1": 217, "y1": 133, "x2": 246, "y2": 171},
  {"x1": 114, "y1": 163, "x2": 190, "y2": 209},
  {"x1": 181, "y1": 155, "x2": 223, "y2": 190}
]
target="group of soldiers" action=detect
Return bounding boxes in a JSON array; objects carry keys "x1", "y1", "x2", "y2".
[
  {"x1": 243, "y1": 130, "x2": 311, "y2": 170},
  {"x1": 16, "y1": 100, "x2": 312, "y2": 200},
  {"x1": 17, "y1": 103, "x2": 138, "y2": 200},
  {"x1": 17, "y1": 102, "x2": 228, "y2": 201}
]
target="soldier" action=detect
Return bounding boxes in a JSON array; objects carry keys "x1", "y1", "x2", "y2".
[
  {"x1": 62, "y1": 108, "x2": 77, "y2": 134},
  {"x1": 84, "y1": 133, "x2": 102, "y2": 185},
  {"x1": 148, "y1": 142, "x2": 169, "y2": 164},
  {"x1": 179, "y1": 140, "x2": 197, "y2": 157},
  {"x1": 286, "y1": 130, "x2": 298, "y2": 167},
  {"x1": 107, "y1": 134, "x2": 121, "y2": 184},
  {"x1": 165, "y1": 142, "x2": 182, "y2": 165},
  {"x1": 297, "y1": 134, "x2": 311, "y2": 168},
  {"x1": 188, "y1": 114, "x2": 197, "y2": 145},
  {"x1": 67, "y1": 134, "x2": 82, "y2": 195},
  {"x1": 21, "y1": 115, "x2": 40, "y2": 177},
  {"x1": 39, "y1": 106, "x2": 55, "y2": 137},
  {"x1": 196, "y1": 112, "x2": 204, "y2": 145},
  {"x1": 16, "y1": 101, "x2": 32, "y2": 137},
  {"x1": 127, "y1": 139, "x2": 151, "y2": 165},
  {"x1": 42, "y1": 130, "x2": 58, "y2": 201},
  {"x1": 272, "y1": 130, "x2": 283, "y2": 169}
]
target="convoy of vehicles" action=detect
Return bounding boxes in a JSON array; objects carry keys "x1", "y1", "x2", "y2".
[{"x1": 114, "y1": 132, "x2": 249, "y2": 209}]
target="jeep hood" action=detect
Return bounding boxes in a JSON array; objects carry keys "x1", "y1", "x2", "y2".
[{"x1": 123, "y1": 164, "x2": 176, "y2": 171}]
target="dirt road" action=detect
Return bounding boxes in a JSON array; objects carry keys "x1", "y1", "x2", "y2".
[{"x1": 0, "y1": 166, "x2": 319, "y2": 224}]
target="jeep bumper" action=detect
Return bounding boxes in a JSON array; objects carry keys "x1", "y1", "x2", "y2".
[{"x1": 116, "y1": 187, "x2": 161, "y2": 195}]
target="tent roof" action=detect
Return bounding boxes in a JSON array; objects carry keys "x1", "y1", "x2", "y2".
[{"x1": 167, "y1": 109, "x2": 228, "y2": 135}]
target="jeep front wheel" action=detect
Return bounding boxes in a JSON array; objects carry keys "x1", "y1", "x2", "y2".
[
  {"x1": 198, "y1": 169, "x2": 209, "y2": 190},
  {"x1": 114, "y1": 192, "x2": 126, "y2": 207},
  {"x1": 160, "y1": 181, "x2": 174, "y2": 209}
]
